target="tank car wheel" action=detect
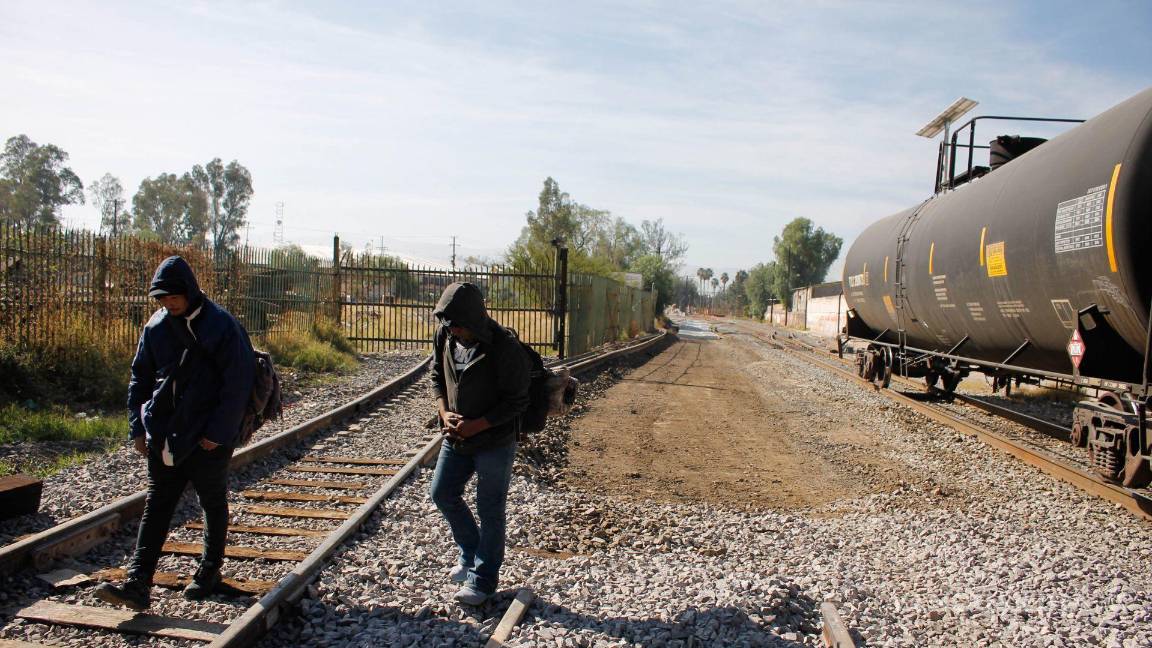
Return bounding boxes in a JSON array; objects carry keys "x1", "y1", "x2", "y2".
[
  {"x1": 1121, "y1": 426, "x2": 1152, "y2": 489},
  {"x1": 879, "y1": 347, "x2": 893, "y2": 389},
  {"x1": 861, "y1": 355, "x2": 873, "y2": 381}
]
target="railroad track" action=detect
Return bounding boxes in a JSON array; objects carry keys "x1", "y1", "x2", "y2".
[
  {"x1": 718, "y1": 319, "x2": 1152, "y2": 522},
  {"x1": 0, "y1": 331, "x2": 668, "y2": 647}
]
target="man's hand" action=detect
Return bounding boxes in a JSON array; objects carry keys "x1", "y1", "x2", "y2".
[
  {"x1": 133, "y1": 436, "x2": 147, "y2": 456},
  {"x1": 441, "y1": 411, "x2": 463, "y2": 428},
  {"x1": 450, "y1": 417, "x2": 490, "y2": 439},
  {"x1": 199, "y1": 438, "x2": 220, "y2": 451}
]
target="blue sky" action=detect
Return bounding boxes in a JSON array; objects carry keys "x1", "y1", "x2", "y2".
[{"x1": 2, "y1": 1, "x2": 1149, "y2": 281}]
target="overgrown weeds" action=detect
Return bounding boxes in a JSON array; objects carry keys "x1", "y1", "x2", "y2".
[{"x1": 264, "y1": 317, "x2": 358, "y2": 373}]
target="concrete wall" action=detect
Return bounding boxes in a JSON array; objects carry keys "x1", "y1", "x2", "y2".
[
  {"x1": 761, "y1": 282, "x2": 845, "y2": 337},
  {"x1": 806, "y1": 294, "x2": 846, "y2": 337}
]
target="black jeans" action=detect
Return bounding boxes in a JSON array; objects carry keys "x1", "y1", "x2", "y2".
[{"x1": 127, "y1": 444, "x2": 233, "y2": 583}]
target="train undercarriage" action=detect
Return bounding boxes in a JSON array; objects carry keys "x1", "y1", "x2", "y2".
[{"x1": 841, "y1": 336, "x2": 1152, "y2": 489}]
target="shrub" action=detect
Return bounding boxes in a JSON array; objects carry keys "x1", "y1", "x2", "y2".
[
  {"x1": 0, "y1": 404, "x2": 124, "y2": 445},
  {"x1": 265, "y1": 329, "x2": 357, "y2": 373},
  {"x1": 310, "y1": 316, "x2": 357, "y2": 356}
]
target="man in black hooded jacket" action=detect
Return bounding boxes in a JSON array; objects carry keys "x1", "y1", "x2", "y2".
[
  {"x1": 429, "y1": 282, "x2": 530, "y2": 605},
  {"x1": 95, "y1": 256, "x2": 254, "y2": 610}
]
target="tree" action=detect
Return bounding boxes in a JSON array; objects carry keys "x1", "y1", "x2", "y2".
[
  {"x1": 640, "y1": 218, "x2": 687, "y2": 267},
  {"x1": 745, "y1": 262, "x2": 777, "y2": 318},
  {"x1": 674, "y1": 276, "x2": 699, "y2": 311},
  {"x1": 132, "y1": 173, "x2": 208, "y2": 245},
  {"x1": 593, "y1": 217, "x2": 644, "y2": 270},
  {"x1": 630, "y1": 254, "x2": 676, "y2": 312},
  {"x1": 508, "y1": 177, "x2": 615, "y2": 275},
  {"x1": 711, "y1": 277, "x2": 719, "y2": 292},
  {"x1": 726, "y1": 269, "x2": 750, "y2": 315},
  {"x1": 771, "y1": 218, "x2": 843, "y2": 308},
  {"x1": 89, "y1": 173, "x2": 130, "y2": 235},
  {"x1": 191, "y1": 158, "x2": 253, "y2": 255},
  {"x1": 0, "y1": 134, "x2": 84, "y2": 227},
  {"x1": 720, "y1": 272, "x2": 729, "y2": 293}
]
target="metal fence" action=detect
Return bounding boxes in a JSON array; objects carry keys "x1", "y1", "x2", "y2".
[
  {"x1": 567, "y1": 273, "x2": 656, "y2": 356},
  {"x1": 1, "y1": 226, "x2": 656, "y2": 360}
]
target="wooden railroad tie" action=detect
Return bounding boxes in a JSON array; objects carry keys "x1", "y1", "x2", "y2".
[
  {"x1": 302, "y1": 455, "x2": 408, "y2": 466},
  {"x1": 485, "y1": 588, "x2": 535, "y2": 648},
  {"x1": 185, "y1": 521, "x2": 330, "y2": 538},
  {"x1": 820, "y1": 602, "x2": 857, "y2": 648},
  {"x1": 238, "y1": 504, "x2": 352, "y2": 520},
  {"x1": 162, "y1": 541, "x2": 308, "y2": 562},
  {"x1": 91, "y1": 568, "x2": 276, "y2": 596},
  {"x1": 16, "y1": 600, "x2": 226, "y2": 642},
  {"x1": 264, "y1": 478, "x2": 368, "y2": 490},
  {"x1": 0, "y1": 474, "x2": 43, "y2": 520},
  {"x1": 291, "y1": 465, "x2": 399, "y2": 476},
  {"x1": 241, "y1": 490, "x2": 368, "y2": 505}
]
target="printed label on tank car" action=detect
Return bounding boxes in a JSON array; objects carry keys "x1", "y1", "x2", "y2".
[
  {"x1": 1054, "y1": 184, "x2": 1107, "y2": 253},
  {"x1": 1050, "y1": 299, "x2": 1076, "y2": 330},
  {"x1": 847, "y1": 271, "x2": 869, "y2": 288},
  {"x1": 997, "y1": 300, "x2": 1030, "y2": 319},
  {"x1": 985, "y1": 242, "x2": 1008, "y2": 277},
  {"x1": 966, "y1": 302, "x2": 986, "y2": 322},
  {"x1": 932, "y1": 275, "x2": 955, "y2": 308}
]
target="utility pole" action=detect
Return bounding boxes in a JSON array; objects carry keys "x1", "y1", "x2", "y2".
[
  {"x1": 378, "y1": 236, "x2": 386, "y2": 257},
  {"x1": 450, "y1": 236, "x2": 458, "y2": 270},
  {"x1": 110, "y1": 198, "x2": 123, "y2": 236}
]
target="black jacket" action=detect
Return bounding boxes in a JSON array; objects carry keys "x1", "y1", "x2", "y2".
[
  {"x1": 127, "y1": 256, "x2": 255, "y2": 463},
  {"x1": 430, "y1": 283, "x2": 530, "y2": 453}
]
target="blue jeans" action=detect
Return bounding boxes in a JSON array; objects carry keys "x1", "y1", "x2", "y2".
[{"x1": 429, "y1": 440, "x2": 516, "y2": 594}]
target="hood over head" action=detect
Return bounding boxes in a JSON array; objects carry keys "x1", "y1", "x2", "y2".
[
  {"x1": 433, "y1": 282, "x2": 492, "y2": 344},
  {"x1": 148, "y1": 256, "x2": 204, "y2": 311}
]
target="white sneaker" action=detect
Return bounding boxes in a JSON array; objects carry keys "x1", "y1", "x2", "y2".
[
  {"x1": 453, "y1": 585, "x2": 490, "y2": 605},
  {"x1": 449, "y1": 564, "x2": 468, "y2": 583}
]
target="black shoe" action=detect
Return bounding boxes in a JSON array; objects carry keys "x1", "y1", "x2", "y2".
[
  {"x1": 183, "y1": 565, "x2": 222, "y2": 601},
  {"x1": 94, "y1": 580, "x2": 151, "y2": 611}
]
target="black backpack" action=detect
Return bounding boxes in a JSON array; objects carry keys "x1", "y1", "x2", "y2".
[
  {"x1": 507, "y1": 329, "x2": 578, "y2": 434},
  {"x1": 238, "y1": 349, "x2": 282, "y2": 445}
]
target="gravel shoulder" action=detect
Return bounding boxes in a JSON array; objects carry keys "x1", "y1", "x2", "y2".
[{"x1": 260, "y1": 326, "x2": 1150, "y2": 647}]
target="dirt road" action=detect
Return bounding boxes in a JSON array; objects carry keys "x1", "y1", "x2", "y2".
[{"x1": 564, "y1": 321, "x2": 910, "y2": 510}]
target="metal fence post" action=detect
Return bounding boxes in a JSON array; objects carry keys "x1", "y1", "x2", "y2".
[
  {"x1": 554, "y1": 245, "x2": 568, "y2": 358},
  {"x1": 332, "y1": 235, "x2": 342, "y2": 324}
]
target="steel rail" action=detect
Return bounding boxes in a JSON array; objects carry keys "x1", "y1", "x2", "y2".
[
  {"x1": 750, "y1": 328, "x2": 1152, "y2": 521},
  {"x1": 0, "y1": 357, "x2": 431, "y2": 576}
]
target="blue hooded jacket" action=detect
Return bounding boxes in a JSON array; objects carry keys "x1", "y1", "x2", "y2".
[{"x1": 127, "y1": 256, "x2": 255, "y2": 463}]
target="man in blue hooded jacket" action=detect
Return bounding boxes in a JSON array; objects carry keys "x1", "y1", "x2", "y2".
[{"x1": 95, "y1": 256, "x2": 254, "y2": 610}]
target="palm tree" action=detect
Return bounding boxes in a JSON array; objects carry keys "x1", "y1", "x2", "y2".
[
  {"x1": 711, "y1": 277, "x2": 719, "y2": 292},
  {"x1": 696, "y1": 268, "x2": 707, "y2": 296},
  {"x1": 720, "y1": 272, "x2": 729, "y2": 293},
  {"x1": 702, "y1": 268, "x2": 714, "y2": 293}
]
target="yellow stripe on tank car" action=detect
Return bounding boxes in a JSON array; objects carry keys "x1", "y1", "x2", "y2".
[
  {"x1": 979, "y1": 227, "x2": 987, "y2": 266},
  {"x1": 884, "y1": 256, "x2": 889, "y2": 283},
  {"x1": 928, "y1": 242, "x2": 935, "y2": 275},
  {"x1": 1105, "y1": 163, "x2": 1121, "y2": 273}
]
